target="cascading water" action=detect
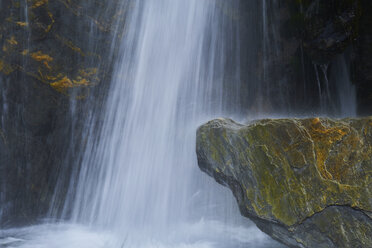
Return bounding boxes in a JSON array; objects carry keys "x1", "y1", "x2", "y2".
[
  {"x1": 313, "y1": 53, "x2": 357, "y2": 118},
  {"x1": 65, "y1": 0, "x2": 241, "y2": 230},
  {"x1": 329, "y1": 54, "x2": 357, "y2": 117},
  {"x1": 0, "y1": 0, "x2": 359, "y2": 247},
  {"x1": 0, "y1": 0, "x2": 283, "y2": 247}
]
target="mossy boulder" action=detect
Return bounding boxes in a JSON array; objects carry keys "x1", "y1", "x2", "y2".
[{"x1": 196, "y1": 117, "x2": 372, "y2": 248}]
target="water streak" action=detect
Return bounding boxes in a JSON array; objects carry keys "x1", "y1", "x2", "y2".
[{"x1": 48, "y1": 0, "x2": 272, "y2": 246}]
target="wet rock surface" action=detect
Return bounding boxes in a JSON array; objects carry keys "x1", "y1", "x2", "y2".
[
  {"x1": 302, "y1": 0, "x2": 360, "y2": 64},
  {"x1": 238, "y1": 0, "x2": 371, "y2": 115},
  {"x1": 196, "y1": 117, "x2": 372, "y2": 248},
  {"x1": 354, "y1": 0, "x2": 372, "y2": 115},
  {"x1": 0, "y1": 0, "x2": 128, "y2": 225}
]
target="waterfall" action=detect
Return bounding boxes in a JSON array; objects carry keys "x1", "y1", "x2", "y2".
[
  {"x1": 0, "y1": 0, "x2": 282, "y2": 247},
  {"x1": 0, "y1": 0, "x2": 358, "y2": 247},
  {"x1": 313, "y1": 53, "x2": 357, "y2": 117},
  {"x1": 63, "y1": 0, "x2": 241, "y2": 229},
  {"x1": 330, "y1": 54, "x2": 357, "y2": 117}
]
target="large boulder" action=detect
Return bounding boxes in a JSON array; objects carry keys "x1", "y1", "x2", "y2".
[{"x1": 196, "y1": 117, "x2": 372, "y2": 248}]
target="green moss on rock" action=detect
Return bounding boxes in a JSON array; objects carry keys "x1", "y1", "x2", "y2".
[{"x1": 196, "y1": 117, "x2": 372, "y2": 248}]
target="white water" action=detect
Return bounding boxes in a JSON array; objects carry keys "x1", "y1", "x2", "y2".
[
  {"x1": 64, "y1": 0, "x2": 241, "y2": 229},
  {"x1": 0, "y1": 221, "x2": 280, "y2": 248},
  {"x1": 331, "y1": 54, "x2": 357, "y2": 117},
  {"x1": 0, "y1": 0, "x2": 284, "y2": 247}
]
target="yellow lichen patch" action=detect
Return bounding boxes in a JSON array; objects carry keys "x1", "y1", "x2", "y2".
[
  {"x1": 43, "y1": 61, "x2": 52, "y2": 70},
  {"x1": 311, "y1": 117, "x2": 320, "y2": 125},
  {"x1": 21, "y1": 50, "x2": 29, "y2": 56},
  {"x1": 72, "y1": 77, "x2": 90, "y2": 86},
  {"x1": 45, "y1": 11, "x2": 55, "y2": 33},
  {"x1": 16, "y1": 22, "x2": 28, "y2": 27},
  {"x1": 44, "y1": 73, "x2": 61, "y2": 81},
  {"x1": 31, "y1": 51, "x2": 53, "y2": 69},
  {"x1": 57, "y1": 0, "x2": 80, "y2": 16},
  {"x1": 50, "y1": 76, "x2": 73, "y2": 93},
  {"x1": 307, "y1": 119, "x2": 349, "y2": 180},
  {"x1": 315, "y1": 150, "x2": 333, "y2": 180},
  {"x1": 0, "y1": 60, "x2": 15, "y2": 75},
  {"x1": 31, "y1": 0, "x2": 48, "y2": 8},
  {"x1": 7, "y1": 36, "x2": 18, "y2": 45},
  {"x1": 50, "y1": 74, "x2": 91, "y2": 93},
  {"x1": 325, "y1": 133, "x2": 361, "y2": 183},
  {"x1": 31, "y1": 51, "x2": 53, "y2": 62},
  {"x1": 79, "y1": 68, "x2": 98, "y2": 78},
  {"x1": 54, "y1": 34, "x2": 85, "y2": 56}
]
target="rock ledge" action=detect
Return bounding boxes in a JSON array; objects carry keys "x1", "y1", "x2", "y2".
[{"x1": 196, "y1": 117, "x2": 372, "y2": 248}]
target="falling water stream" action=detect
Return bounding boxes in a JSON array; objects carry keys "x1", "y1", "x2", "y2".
[
  {"x1": 0, "y1": 0, "x2": 358, "y2": 247},
  {"x1": 0, "y1": 0, "x2": 284, "y2": 247}
]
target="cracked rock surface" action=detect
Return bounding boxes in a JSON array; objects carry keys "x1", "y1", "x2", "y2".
[{"x1": 196, "y1": 117, "x2": 372, "y2": 248}]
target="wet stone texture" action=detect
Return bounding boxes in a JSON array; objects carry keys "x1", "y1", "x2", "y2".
[
  {"x1": 0, "y1": 0, "x2": 128, "y2": 225},
  {"x1": 196, "y1": 117, "x2": 372, "y2": 248}
]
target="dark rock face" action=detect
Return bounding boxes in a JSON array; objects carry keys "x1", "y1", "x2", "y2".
[
  {"x1": 303, "y1": 0, "x2": 360, "y2": 64},
  {"x1": 0, "y1": 0, "x2": 128, "y2": 226},
  {"x1": 354, "y1": 0, "x2": 372, "y2": 115},
  {"x1": 236, "y1": 0, "x2": 371, "y2": 115},
  {"x1": 0, "y1": 0, "x2": 127, "y2": 95},
  {"x1": 196, "y1": 117, "x2": 372, "y2": 248}
]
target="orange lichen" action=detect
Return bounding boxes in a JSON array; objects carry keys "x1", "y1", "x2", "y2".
[
  {"x1": 326, "y1": 131, "x2": 362, "y2": 183},
  {"x1": 31, "y1": 0, "x2": 48, "y2": 8},
  {"x1": 21, "y1": 50, "x2": 29, "y2": 56},
  {"x1": 45, "y1": 11, "x2": 55, "y2": 33},
  {"x1": 311, "y1": 117, "x2": 320, "y2": 125},
  {"x1": 54, "y1": 34, "x2": 85, "y2": 56},
  {"x1": 31, "y1": 51, "x2": 53, "y2": 62},
  {"x1": 0, "y1": 60, "x2": 15, "y2": 75},
  {"x1": 73, "y1": 77, "x2": 90, "y2": 86},
  {"x1": 43, "y1": 61, "x2": 52, "y2": 70},
  {"x1": 44, "y1": 73, "x2": 60, "y2": 81},
  {"x1": 308, "y1": 118, "x2": 349, "y2": 181},
  {"x1": 7, "y1": 36, "x2": 18, "y2": 45},
  {"x1": 79, "y1": 68, "x2": 98, "y2": 78},
  {"x1": 50, "y1": 74, "x2": 91, "y2": 93},
  {"x1": 16, "y1": 22, "x2": 28, "y2": 27},
  {"x1": 3, "y1": 36, "x2": 18, "y2": 52},
  {"x1": 50, "y1": 76, "x2": 73, "y2": 92},
  {"x1": 31, "y1": 51, "x2": 53, "y2": 69}
]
